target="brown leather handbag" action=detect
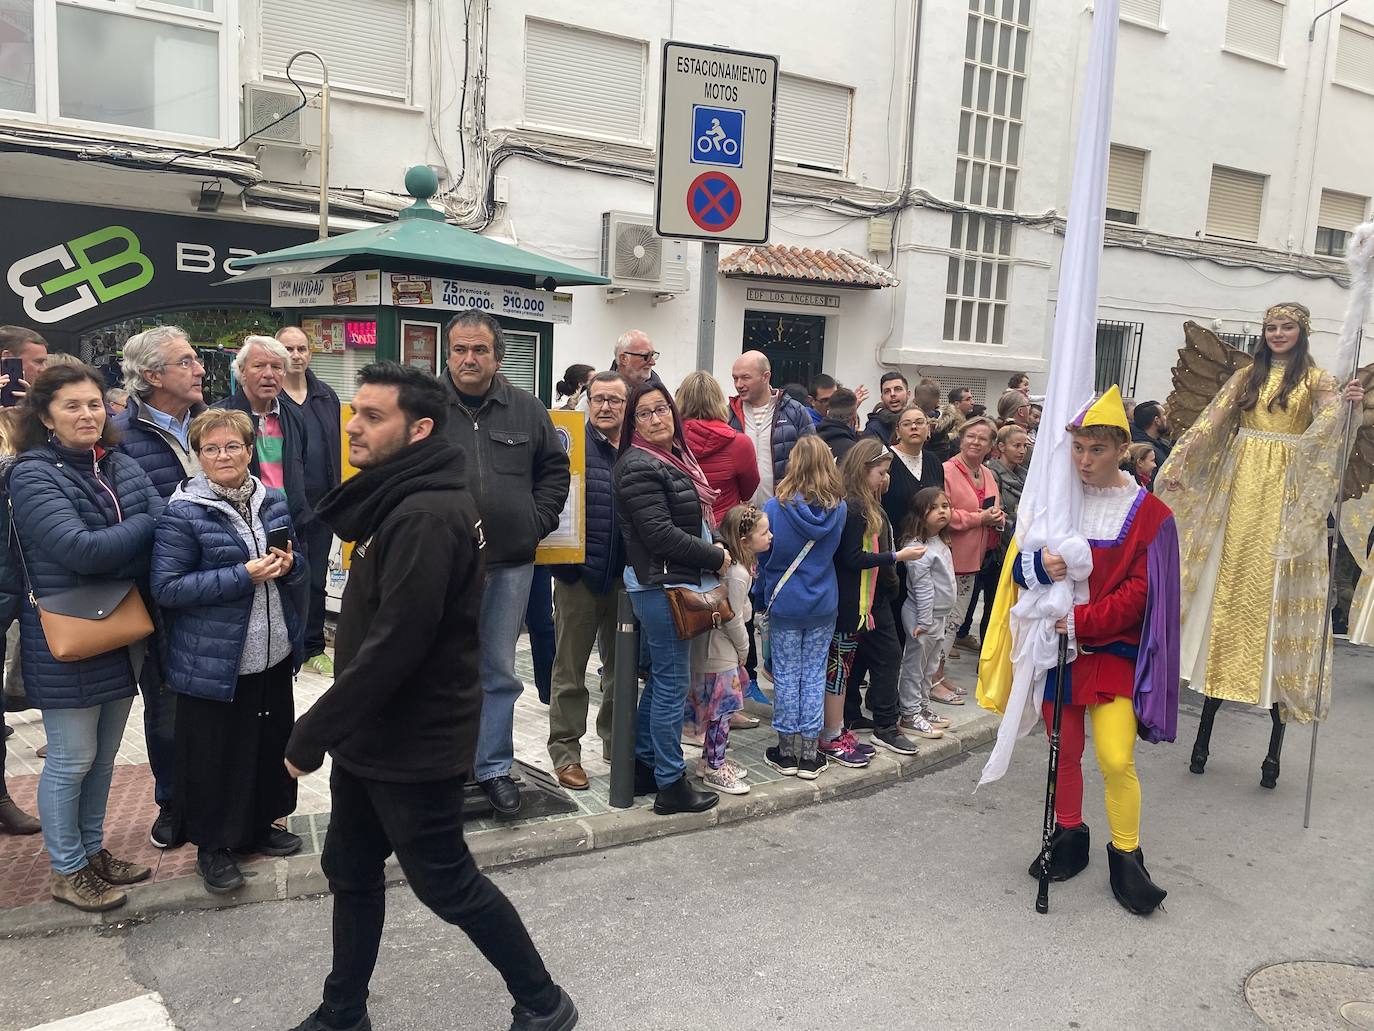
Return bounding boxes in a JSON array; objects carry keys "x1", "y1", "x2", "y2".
[
  {"x1": 665, "y1": 584, "x2": 734, "y2": 641},
  {"x1": 10, "y1": 502, "x2": 154, "y2": 662}
]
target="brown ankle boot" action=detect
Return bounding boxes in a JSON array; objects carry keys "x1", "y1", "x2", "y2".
[
  {"x1": 51, "y1": 865, "x2": 127, "y2": 912},
  {"x1": 86, "y1": 848, "x2": 151, "y2": 885},
  {"x1": 0, "y1": 794, "x2": 39, "y2": 835}
]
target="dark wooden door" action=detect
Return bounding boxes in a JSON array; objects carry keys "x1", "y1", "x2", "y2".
[{"x1": 743, "y1": 310, "x2": 826, "y2": 389}]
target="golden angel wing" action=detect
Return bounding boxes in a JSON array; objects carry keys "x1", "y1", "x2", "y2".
[
  {"x1": 1165, "y1": 322, "x2": 1253, "y2": 437},
  {"x1": 1341, "y1": 363, "x2": 1374, "y2": 501}
]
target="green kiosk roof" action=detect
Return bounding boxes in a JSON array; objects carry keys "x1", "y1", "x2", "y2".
[{"x1": 227, "y1": 166, "x2": 610, "y2": 290}]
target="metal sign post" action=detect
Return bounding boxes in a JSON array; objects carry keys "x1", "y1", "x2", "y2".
[{"x1": 655, "y1": 41, "x2": 778, "y2": 374}]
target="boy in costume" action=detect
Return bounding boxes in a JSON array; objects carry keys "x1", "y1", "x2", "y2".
[{"x1": 979, "y1": 386, "x2": 1180, "y2": 915}]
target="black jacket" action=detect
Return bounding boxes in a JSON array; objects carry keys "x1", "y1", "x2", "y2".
[
  {"x1": 818, "y1": 418, "x2": 859, "y2": 463},
  {"x1": 834, "y1": 506, "x2": 899, "y2": 634},
  {"x1": 862, "y1": 407, "x2": 898, "y2": 446},
  {"x1": 613, "y1": 446, "x2": 721, "y2": 588},
  {"x1": 439, "y1": 373, "x2": 570, "y2": 568},
  {"x1": 286, "y1": 438, "x2": 484, "y2": 782},
  {"x1": 882, "y1": 445, "x2": 945, "y2": 541},
  {"x1": 213, "y1": 390, "x2": 313, "y2": 531},
  {"x1": 282, "y1": 368, "x2": 341, "y2": 507}
]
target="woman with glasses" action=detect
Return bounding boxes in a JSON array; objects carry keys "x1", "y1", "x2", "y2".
[
  {"x1": 613, "y1": 382, "x2": 732, "y2": 815},
  {"x1": 151, "y1": 408, "x2": 306, "y2": 895}
]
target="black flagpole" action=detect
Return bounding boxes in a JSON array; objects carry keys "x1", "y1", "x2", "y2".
[{"x1": 1036, "y1": 632, "x2": 1071, "y2": 914}]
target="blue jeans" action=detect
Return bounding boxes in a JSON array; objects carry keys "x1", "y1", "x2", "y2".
[
  {"x1": 38, "y1": 696, "x2": 134, "y2": 874},
  {"x1": 524, "y1": 567, "x2": 555, "y2": 705},
  {"x1": 629, "y1": 588, "x2": 691, "y2": 787},
  {"x1": 474, "y1": 564, "x2": 535, "y2": 784}
]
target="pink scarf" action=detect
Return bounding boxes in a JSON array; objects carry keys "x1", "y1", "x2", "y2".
[{"x1": 632, "y1": 431, "x2": 721, "y2": 528}]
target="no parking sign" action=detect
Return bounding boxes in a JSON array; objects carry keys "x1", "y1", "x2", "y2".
[{"x1": 655, "y1": 42, "x2": 778, "y2": 244}]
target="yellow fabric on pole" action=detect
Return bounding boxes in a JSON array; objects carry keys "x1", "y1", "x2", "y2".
[{"x1": 976, "y1": 542, "x2": 1021, "y2": 715}]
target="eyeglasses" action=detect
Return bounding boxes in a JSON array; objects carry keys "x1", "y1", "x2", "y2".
[
  {"x1": 622, "y1": 350, "x2": 660, "y2": 362},
  {"x1": 634, "y1": 404, "x2": 672, "y2": 423},
  {"x1": 161, "y1": 356, "x2": 201, "y2": 371},
  {"x1": 199, "y1": 443, "x2": 246, "y2": 458},
  {"x1": 589, "y1": 395, "x2": 626, "y2": 408}
]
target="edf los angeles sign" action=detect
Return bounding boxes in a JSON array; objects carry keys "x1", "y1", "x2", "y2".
[
  {"x1": 0, "y1": 198, "x2": 313, "y2": 341},
  {"x1": 655, "y1": 42, "x2": 778, "y2": 244}
]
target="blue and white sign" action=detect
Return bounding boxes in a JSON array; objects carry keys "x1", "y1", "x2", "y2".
[{"x1": 691, "y1": 105, "x2": 745, "y2": 168}]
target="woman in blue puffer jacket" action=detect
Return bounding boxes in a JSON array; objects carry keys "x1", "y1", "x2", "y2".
[
  {"x1": 151, "y1": 408, "x2": 305, "y2": 897},
  {"x1": 7, "y1": 363, "x2": 162, "y2": 913}
]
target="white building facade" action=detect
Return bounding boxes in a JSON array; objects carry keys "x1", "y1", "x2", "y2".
[{"x1": 1, "y1": 0, "x2": 1370, "y2": 406}]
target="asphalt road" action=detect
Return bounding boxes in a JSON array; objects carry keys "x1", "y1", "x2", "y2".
[{"x1": 4, "y1": 646, "x2": 1372, "y2": 1031}]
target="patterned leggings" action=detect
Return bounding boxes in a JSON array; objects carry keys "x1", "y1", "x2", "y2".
[
  {"x1": 770, "y1": 624, "x2": 833, "y2": 738},
  {"x1": 703, "y1": 715, "x2": 730, "y2": 769}
]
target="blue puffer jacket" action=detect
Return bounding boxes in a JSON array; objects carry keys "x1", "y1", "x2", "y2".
[
  {"x1": 728, "y1": 389, "x2": 817, "y2": 485},
  {"x1": 8, "y1": 445, "x2": 162, "y2": 709},
  {"x1": 111, "y1": 395, "x2": 204, "y2": 500},
  {"x1": 151, "y1": 476, "x2": 305, "y2": 702},
  {"x1": 552, "y1": 423, "x2": 623, "y2": 595}
]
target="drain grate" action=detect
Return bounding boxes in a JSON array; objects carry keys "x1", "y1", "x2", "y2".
[{"x1": 1245, "y1": 962, "x2": 1374, "y2": 1030}]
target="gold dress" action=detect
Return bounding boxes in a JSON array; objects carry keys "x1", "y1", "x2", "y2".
[{"x1": 1161, "y1": 363, "x2": 1348, "y2": 720}]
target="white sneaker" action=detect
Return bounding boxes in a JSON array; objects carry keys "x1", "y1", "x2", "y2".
[{"x1": 701, "y1": 765, "x2": 749, "y2": 795}]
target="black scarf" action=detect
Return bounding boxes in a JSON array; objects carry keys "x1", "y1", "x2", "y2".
[{"x1": 315, "y1": 436, "x2": 465, "y2": 543}]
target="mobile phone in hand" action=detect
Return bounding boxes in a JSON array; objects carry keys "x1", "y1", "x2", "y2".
[
  {"x1": 0, "y1": 357, "x2": 24, "y2": 407},
  {"x1": 266, "y1": 527, "x2": 291, "y2": 553}
]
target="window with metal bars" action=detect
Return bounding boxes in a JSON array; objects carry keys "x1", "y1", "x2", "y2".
[
  {"x1": 1219, "y1": 332, "x2": 1262, "y2": 355},
  {"x1": 1095, "y1": 320, "x2": 1143, "y2": 396},
  {"x1": 945, "y1": 0, "x2": 1030, "y2": 345}
]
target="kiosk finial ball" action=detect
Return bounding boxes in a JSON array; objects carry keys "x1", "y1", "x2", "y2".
[{"x1": 404, "y1": 165, "x2": 439, "y2": 201}]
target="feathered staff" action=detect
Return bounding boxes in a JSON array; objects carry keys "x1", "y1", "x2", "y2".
[{"x1": 1304, "y1": 220, "x2": 1374, "y2": 828}]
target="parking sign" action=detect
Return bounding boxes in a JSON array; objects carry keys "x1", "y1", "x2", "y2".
[
  {"x1": 691, "y1": 105, "x2": 745, "y2": 168},
  {"x1": 656, "y1": 42, "x2": 778, "y2": 243}
]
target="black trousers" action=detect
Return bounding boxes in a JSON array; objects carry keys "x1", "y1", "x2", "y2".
[
  {"x1": 303, "y1": 520, "x2": 334, "y2": 657},
  {"x1": 319, "y1": 765, "x2": 560, "y2": 1023},
  {"x1": 844, "y1": 599, "x2": 905, "y2": 726}
]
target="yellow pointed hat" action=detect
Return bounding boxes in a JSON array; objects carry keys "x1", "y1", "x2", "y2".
[{"x1": 1071, "y1": 384, "x2": 1130, "y2": 434}]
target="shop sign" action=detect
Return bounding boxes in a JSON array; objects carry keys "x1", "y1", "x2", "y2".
[
  {"x1": 0, "y1": 197, "x2": 314, "y2": 340},
  {"x1": 746, "y1": 287, "x2": 841, "y2": 309},
  {"x1": 270, "y1": 271, "x2": 573, "y2": 324}
]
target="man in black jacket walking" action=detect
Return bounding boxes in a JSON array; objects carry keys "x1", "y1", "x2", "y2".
[{"x1": 285, "y1": 363, "x2": 576, "y2": 1031}]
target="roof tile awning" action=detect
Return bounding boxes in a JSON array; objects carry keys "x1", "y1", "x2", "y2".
[{"x1": 719, "y1": 245, "x2": 900, "y2": 289}]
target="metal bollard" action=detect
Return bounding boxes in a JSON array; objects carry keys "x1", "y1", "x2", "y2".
[{"x1": 608, "y1": 590, "x2": 640, "y2": 808}]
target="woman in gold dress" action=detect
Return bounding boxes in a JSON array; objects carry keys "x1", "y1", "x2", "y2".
[{"x1": 1159, "y1": 302, "x2": 1364, "y2": 789}]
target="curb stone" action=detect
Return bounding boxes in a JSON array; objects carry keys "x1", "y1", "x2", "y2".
[{"x1": 0, "y1": 710, "x2": 1000, "y2": 938}]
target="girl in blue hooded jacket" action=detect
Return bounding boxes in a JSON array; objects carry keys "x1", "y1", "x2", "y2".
[{"x1": 760, "y1": 436, "x2": 847, "y2": 779}]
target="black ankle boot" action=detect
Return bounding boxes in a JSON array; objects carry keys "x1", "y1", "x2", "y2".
[
  {"x1": 1028, "y1": 823, "x2": 1091, "y2": 881},
  {"x1": 1190, "y1": 697, "x2": 1221, "y2": 775},
  {"x1": 633, "y1": 759, "x2": 658, "y2": 796},
  {"x1": 652, "y1": 775, "x2": 719, "y2": 815},
  {"x1": 1106, "y1": 843, "x2": 1167, "y2": 915},
  {"x1": 1261, "y1": 706, "x2": 1285, "y2": 789}
]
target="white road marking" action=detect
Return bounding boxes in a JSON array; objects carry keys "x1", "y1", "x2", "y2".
[{"x1": 21, "y1": 992, "x2": 176, "y2": 1031}]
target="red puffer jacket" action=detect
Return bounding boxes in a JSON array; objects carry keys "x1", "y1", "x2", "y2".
[{"x1": 683, "y1": 418, "x2": 761, "y2": 525}]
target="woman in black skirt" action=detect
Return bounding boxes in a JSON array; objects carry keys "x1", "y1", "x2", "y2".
[{"x1": 151, "y1": 408, "x2": 305, "y2": 894}]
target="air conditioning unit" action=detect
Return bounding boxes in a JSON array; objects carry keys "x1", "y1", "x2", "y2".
[
  {"x1": 600, "y1": 211, "x2": 689, "y2": 294},
  {"x1": 241, "y1": 82, "x2": 322, "y2": 151}
]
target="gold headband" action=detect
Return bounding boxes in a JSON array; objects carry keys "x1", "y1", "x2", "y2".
[{"x1": 1264, "y1": 304, "x2": 1311, "y2": 333}]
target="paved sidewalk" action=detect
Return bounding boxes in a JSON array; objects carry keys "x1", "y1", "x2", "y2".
[{"x1": 0, "y1": 636, "x2": 996, "y2": 934}]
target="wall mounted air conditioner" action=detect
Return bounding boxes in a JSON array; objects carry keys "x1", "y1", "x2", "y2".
[
  {"x1": 241, "y1": 82, "x2": 322, "y2": 151},
  {"x1": 601, "y1": 211, "x2": 689, "y2": 295}
]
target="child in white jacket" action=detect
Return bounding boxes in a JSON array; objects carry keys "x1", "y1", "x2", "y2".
[
  {"x1": 689, "y1": 504, "x2": 772, "y2": 795},
  {"x1": 897, "y1": 488, "x2": 957, "y2": 739}
]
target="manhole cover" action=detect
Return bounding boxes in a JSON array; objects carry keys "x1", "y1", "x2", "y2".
[{"x1": 1245, "y1": 962, "x2": 1374, "y2": 1030}]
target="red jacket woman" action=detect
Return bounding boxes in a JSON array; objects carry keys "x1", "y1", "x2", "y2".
[{"x1": 677, "y1": 371, "x2": 760, "y2": 524}]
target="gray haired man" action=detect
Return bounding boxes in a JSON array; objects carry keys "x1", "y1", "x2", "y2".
[{"x1": 113, "y1": 325, "x2": 209, "y2": 847}]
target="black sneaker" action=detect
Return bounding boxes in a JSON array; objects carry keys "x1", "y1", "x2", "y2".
[
  {"x1": 796, "y1": 754, "x2": 826, "y2": 780},
  {"x1": 872, "y1": 727, "x2": 919, "y2": 756},
  {"x1": 764, "y1": 747, "x2": 799, "y2": 776},
  {"x1": 149, "y1": 805, "x2": 181, "y2": 849},
  {"x1": 243, "y1": 824, "x2": 302, "y2": 857},
  {"x1": 197, "y1": 847, "x2": 245, "y2": 895},
  {"x1": 288, "y1": 1008, "x2": 372, "y2": 1031},
  {"x1": 510, "y1": 986, "x2": 578, "y2": 1031}
]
